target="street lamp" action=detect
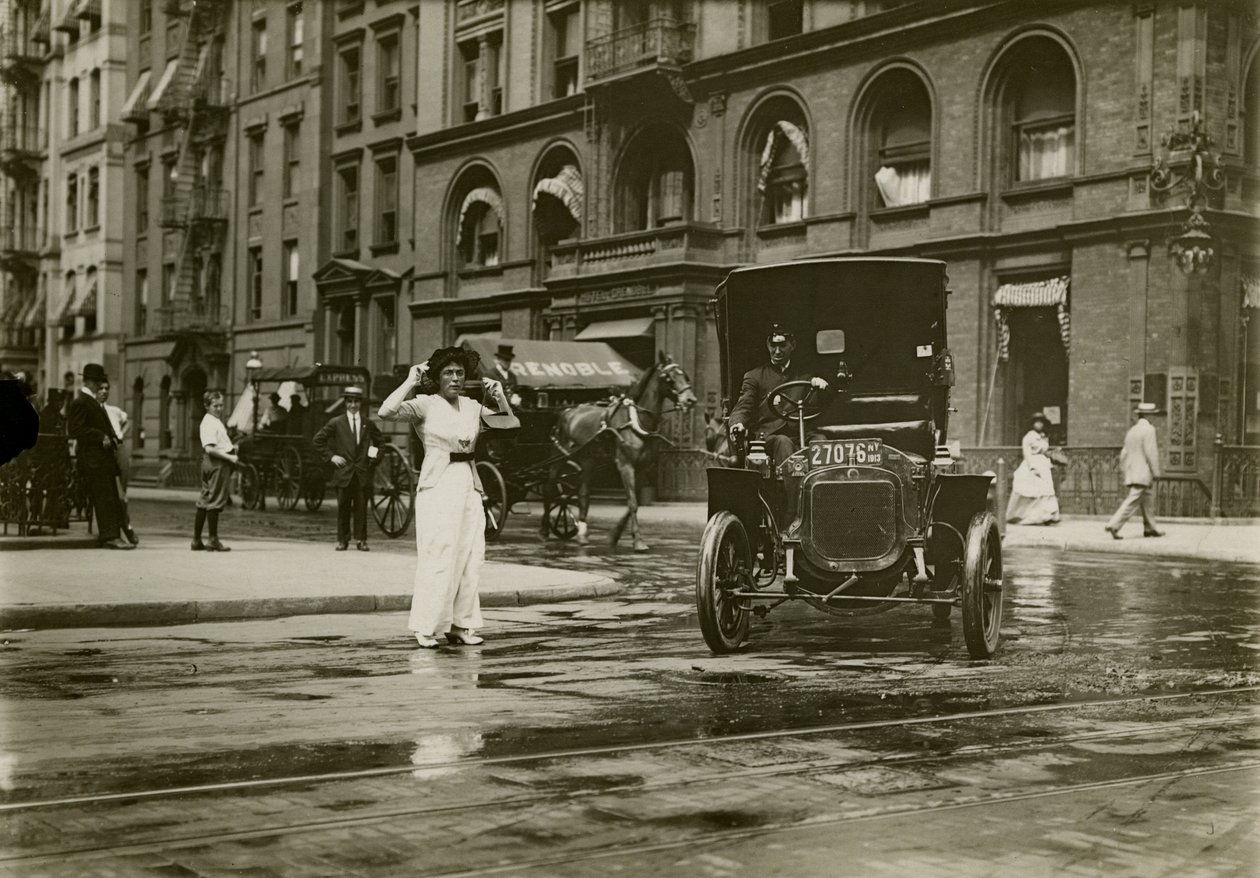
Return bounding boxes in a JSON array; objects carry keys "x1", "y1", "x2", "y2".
[
  {"x1": 1149, "y1": 111, "x2": 1226, "y2": 275},
  {"x1": 245, "y1": 350, "x2": 262, "y2": 436}
]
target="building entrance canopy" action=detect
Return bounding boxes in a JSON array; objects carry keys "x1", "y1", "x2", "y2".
[{"x1": 461, "y1": 337, "x2": 639, "y2": 389}]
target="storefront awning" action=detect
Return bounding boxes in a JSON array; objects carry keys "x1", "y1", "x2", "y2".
[
  {"x1": 993, "y1": 276, "x2": 1070, "y2": 362},
  {"x1": 533, "y1": 165, "x2": 583, "y2": 222},
  {"x1": 120, "y1": 69, "x2": 151, "y2": 118},
  {"x1": 758, "y1": 120, "x2": 809, "y2": 192},
  {"x1": 146, "y1": 58, "x2": 180, "y2": 110},
  {"x1": 20, "y1": 289, "x2": 44, "y2": 328},
  {"x1": 573, "y1": 316, "x2": 655, "y2": 341},
  {"x1": 52, "y1": 288, "x2": 75, "y2": 325},
  {"x1": 461, "y1": 337, "x2": 639, "y2": 389}
]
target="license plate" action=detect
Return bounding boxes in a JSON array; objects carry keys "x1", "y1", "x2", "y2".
[{"x1": 808, "y1": 439, "x2": 883, "y2": 467}]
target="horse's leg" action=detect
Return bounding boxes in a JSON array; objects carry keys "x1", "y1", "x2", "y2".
[
  {"x1": 610, "y1": 448, "x2": 648, "y2": 552},
  {"x1": 539, "y1": 461, "x2": 556, "y2": 539},
  {"x1": 575, "y1": 457, "x2": 594, "y2": 544}
]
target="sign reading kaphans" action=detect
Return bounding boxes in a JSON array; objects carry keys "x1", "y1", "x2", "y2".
[{"x1": 460, "y1": 337, "x2": 640, "y2": 389}]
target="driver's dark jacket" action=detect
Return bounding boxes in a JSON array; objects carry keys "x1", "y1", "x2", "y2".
[{"x1": 728, "y1": 360, "x2": 816, "y2": 438}]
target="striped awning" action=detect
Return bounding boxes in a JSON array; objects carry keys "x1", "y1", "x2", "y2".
[
  {"x1": 73, "y1": 277, "x2": 97, "y2": 317},
  {"x1": 21, "y1": 289, "x2": 44, "y2": 328},
  {"x1": 758, "y1": 120, "x2": 809, "y2": 192},
  {"x1": 1243, "y1": 276, "x2": 1260, "y2": 310},
  {"x1": 120, "y1": 68, "x2": 152, "y2": 117},
  {"x1": 993, "y1": 276, "x2": 1070, "y2": 362},
  {"x1": 533, "y1": 165, "x2": 583, "y2": 223},
  {"x1": 458, "y1": 187, "x2": 503, "y2": 251},
  {"x1": 146, "y1": 58, "x2": 179, "y2": 110}
]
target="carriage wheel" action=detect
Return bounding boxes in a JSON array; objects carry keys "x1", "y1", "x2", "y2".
[
  {"x1": 961, "y1": 511, "x2": 1004, "y2": 659},
  {"x1": 236, "y1": 462, "x2": 262, "y2": 510},
  {"x1": 303, "y1": 476, "x2": 325, "y2": 512},
  {"x1": 273, "y1": 446, "x2": 301, "y2": 511},
  {"x1": 476, "y1": 461, "x2": 508, "y2": 541},
  {"x1": 372, "y1": 444, "x2": 415, "y2": 538},
  {"x1": 544, "y1": 460, "x2": 582, "y2": 540},
  {"x1": 696, "y1": 511, "x2": 752, "y2": 654}
]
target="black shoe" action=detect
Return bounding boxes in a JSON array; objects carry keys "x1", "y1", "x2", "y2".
[
  {"x1": 191, "y1": 540, "x2": 207, "y2": 551},
  {"x1": 1104, "y1": 526, "x2": 1122, "y2": 541},
  {"x1": 356, "y1": 541, "x2": 369, "y2": 552},
  {"x1": 206, "y1": 540, "x2": 231, "y2": 552},
  {"x1": 336, "y1": 542, "x2": 349, "y2": 551},
  {"x1": 124, "y1": 527, "x2": 139, "y2": 546},
  {"x1": 1144, "y1": 529, "x2": 1165, "y2": 538}
]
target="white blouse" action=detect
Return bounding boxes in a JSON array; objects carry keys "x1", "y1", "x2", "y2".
[{"x1": 387, "y1": 394, "x2": 484, "y2": 490}]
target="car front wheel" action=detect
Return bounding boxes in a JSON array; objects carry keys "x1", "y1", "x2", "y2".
[{"x1": 696, "y1": 511, "x2": 752, "y2": 654}]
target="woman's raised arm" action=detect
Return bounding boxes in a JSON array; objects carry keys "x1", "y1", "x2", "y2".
[{"x1": 379, "y1": 363, "x2": 426, "y2": 421}]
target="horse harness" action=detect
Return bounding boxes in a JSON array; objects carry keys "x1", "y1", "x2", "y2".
[{"x1": 550, "y1": 361, "x2": 693, "y2": 456}]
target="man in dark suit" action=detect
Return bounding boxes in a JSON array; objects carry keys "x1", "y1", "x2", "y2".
[
  {"x1": 313, "y1": 386, "x2": 383, "y2": 551},
  {"x1": 728, "y1": 325, "x2": 831, "y2": 468},
  {"x1": 491, "y1": 343, "x2": 522, "y2": 408},
  {"x1": 66, "y1": 363, "x2": 133, "y2": 550}
]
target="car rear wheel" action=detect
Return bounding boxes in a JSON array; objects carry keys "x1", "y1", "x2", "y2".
[
  {"x1": 696, "y1": 511, "x2": 751, "y2": 654},
  {"x1": 961, "y1": 511, "x2": 1003, "y2": 659}
]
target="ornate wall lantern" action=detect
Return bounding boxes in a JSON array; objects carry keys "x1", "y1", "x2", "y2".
[{"x1": 1149, "y1": 111, "x2": 1226, "y2": 274}]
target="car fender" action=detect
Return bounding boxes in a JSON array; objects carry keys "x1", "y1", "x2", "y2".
[{"x1": 706, "y1": 466, "x2": 764, "y2": 542}]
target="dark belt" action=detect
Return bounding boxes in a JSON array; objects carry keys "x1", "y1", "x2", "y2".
[{"x1": 449, "y1": 452, "x2": 475, "y2": 462}]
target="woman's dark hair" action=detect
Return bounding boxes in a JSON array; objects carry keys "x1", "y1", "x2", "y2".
[{"x1": 420, "y1": 346, "x2": 481, "y2": 393}]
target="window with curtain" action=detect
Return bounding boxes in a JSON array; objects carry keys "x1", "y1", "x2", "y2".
[
  {"x1": 248, "y1": 132, "x2": 264, "y2": 206},
  {"x1": 618, "y1": 130, "x2": 693, "y2": 232},
  {"x1": 459, "y1": 41, "x2": 479, "y2": 123},
  {"x1": 873, "y1": 79, "x2": 931, "y2": 208},
  {"x1": 375, "y1": 155, "x2": 397, "y2": 245},
  {"x1": 548, "y1": 5, "x2": 579, "y2": 100},
  {"x1": 374, "y1": 297, "x2": 396, "y2": 374},
  {"x1": 282, "y1": 122, "x2": 299, "y2": 199},
  {"x1": 340, "y1": 46, "x2": 361, "y2": 123},
  {"x1": 287, "y1": 3, "x2": 303, "y2": 78},
  {"x1": 1008, "y1": 44, "x2": 1076, "y2": 183},
  {"x1": 460, "y1": 202, "x2": 500, "y2": 267},
  {"x1": 284, "y1": 241, "x2": 299, "y2": 316},
  {"x1": 336, "y1": 164, "x2": 359, "y2": 253},
  {"x1": 377, "y1": 32, "x2": 400, "y2": 113},
  {"x1": 757, "y1": 120, "x2": 808, "y2": 225},
  {"x1": 86, "y1": 166, "x2": 99, "y2": 227},
  {"x1": 252, "y1": 19, "x2": 267, "y2": 93}
]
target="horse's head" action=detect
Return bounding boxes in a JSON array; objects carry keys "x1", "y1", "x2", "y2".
[{"x1": 656, "y1": 352, "x2": 697, "y2": 412}]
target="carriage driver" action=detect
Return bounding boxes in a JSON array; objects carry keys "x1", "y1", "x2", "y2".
[{"x1": 728, "y1": 324, "x2": 831, "y2": 469}]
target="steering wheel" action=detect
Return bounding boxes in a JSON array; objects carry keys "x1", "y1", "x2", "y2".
[{"x1": 765, "y1": 380, "x2": 825, "y2": 422}]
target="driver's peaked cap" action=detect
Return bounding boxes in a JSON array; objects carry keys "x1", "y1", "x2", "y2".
[{"x1": 766, "y1": 324, "x2": 795, "y2": 344}]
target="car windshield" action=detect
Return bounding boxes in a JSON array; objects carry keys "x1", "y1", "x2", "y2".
[{"x1": 717, "y1": 259, "x2": 947, "y2": 401}]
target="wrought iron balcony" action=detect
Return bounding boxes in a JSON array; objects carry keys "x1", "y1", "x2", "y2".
[
  {"x1": 192, "y1": 74, "x2": 232, "y2": 111},
  {"x1": 75, "y1": 0, "x2": 101, "y2": 25},
  {"x1": 585, "y1": 17, "x2": 695, "y2": 83},
  {"x1": 0, "y1": 120, "x2": 44, "y2": 177},
  {"x1": 0, "y1": 224, "x2": 40, "y2": 272},
  {"x1": 0, "y1": 29, "x2": 42, "y2": 83},
  {"x1": 160, "y1": 188, "x2": 229, "y2": 228},
  {"x1": 31, "y1": 10, "x2": 50, "y2": 46},
  {"x1": 154, "y1": 300, "x2": 228, "y2": 336}
]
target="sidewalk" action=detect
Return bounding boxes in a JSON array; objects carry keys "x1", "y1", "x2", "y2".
[{"x1": 0, "y1": 534, "x2": 621, "y2": 631}]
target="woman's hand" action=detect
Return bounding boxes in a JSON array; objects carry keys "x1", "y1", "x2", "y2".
[
  {"x1": 407, "y1": 362, "x2": 428, "y2": 384},
  {"x1": 481, "y1": 377, "x2": 503, "y2": 399}
]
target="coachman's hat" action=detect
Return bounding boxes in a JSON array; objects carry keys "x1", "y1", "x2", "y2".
[
  {"x1": 342, "y1": 386, "x2": 365, "y2": 399},
  {"x1": 81, "y1": 363, "x2": 108, "y2": 383},
  {"x1": 766, "y1": 324, "x2": 795, "y2": 345},
  {"x1": 495, "y1": 344, "x2": 515, "y2": 361}
]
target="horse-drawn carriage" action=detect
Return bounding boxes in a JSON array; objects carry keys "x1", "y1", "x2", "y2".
[
  {"x1": 227, "y1": 364, "x2": 415, "y2": 538},
  {"x1": 458, "y1": 337, "x2": 645, "y2": 542},
  {"x1": 698, "y1": 258, "x2": 1004, "y2": 658}
]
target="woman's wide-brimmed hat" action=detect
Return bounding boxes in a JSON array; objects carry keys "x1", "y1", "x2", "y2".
[
  {"x1": 1028, "y1": 412, "x2": 1050, "y2": 427},
  {"x1": 426, "y1": 345, "x2": 481, "y2": 377}
]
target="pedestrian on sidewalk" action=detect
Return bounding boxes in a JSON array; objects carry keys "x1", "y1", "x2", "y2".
[
  {"x1": 1105, "y1": 402, "x2": 1166, "y2": 540},
  {"x1": 1005, "y1": 413, "x2": 1061, "y2": 525},
  {"x1": 96, "y1": 380, "x2": 138, "y2": 545},
  {"x1": 313, "y1": 386, "x2": 383, "y2": 552},
  {"x1": 192, "y1": 390, "x2": 239, "y2": 552},
  {"x1": 378, "y1": 347, "x2": 515, "y2": 649},
  {"x1": 66, "y1": 364, "x2": 132, "y2": 550}
]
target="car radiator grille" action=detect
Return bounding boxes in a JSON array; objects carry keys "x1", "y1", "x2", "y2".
[{"x1": 807, "y1": 479, "x2": 898, "y2": 561}]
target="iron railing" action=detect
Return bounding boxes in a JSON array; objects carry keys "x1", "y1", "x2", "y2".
[
  {"x1": 1218, "y1": 445, "x2": 1260, "y2": 517},
  {"x1": 154, "y1": 299, "x2": 228, "y2": 335},
  {"x1": 0, "y1": 117, "x2": 44, "y2": 157},
  {"x1": 585, "y1": 17, "x2": 695, "y2": 81}
]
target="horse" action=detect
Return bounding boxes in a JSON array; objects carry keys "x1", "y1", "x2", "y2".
[{"x1": 545, "y1": 351, "x2": 698, "y2": 552}]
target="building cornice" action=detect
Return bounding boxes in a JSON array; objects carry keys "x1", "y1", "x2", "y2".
[{"x1": 407, "y1": 95, "x2": 584, "y2": 162}]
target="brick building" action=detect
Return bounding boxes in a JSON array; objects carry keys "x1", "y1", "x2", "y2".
[{"x1": 400, "y1": 0, "x2": 1259, "y2": 496}]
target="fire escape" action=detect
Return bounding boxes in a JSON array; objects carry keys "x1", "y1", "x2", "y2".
[
  {"x1": 0, "y1": 0, "x2": 42, "y2": 289},
  {"x1": 151, "y1": 0, "x2": 231, "y2": 339}
]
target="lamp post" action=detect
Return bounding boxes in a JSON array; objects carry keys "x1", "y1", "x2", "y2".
[
  {"x1": 1149, "y1": 111, "x2": 1226, "y2": 275},
  {"x1": 245, "y1": 350, "x2": 262, "y2": 436}
]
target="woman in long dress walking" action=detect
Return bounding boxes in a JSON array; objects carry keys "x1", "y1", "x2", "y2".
[
  {"x1": 1005, "y1": 412, "x2": 1060, "y2": 525},
  {"x1": 378, "y1": 347, "x2": 514, "y2": 648}
]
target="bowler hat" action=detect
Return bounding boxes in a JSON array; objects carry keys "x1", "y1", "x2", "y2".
[
  {"x1": 766, "y1": 324, "x2": 795, "y2": 345},
  {"x1": 495, "y1": 344, "x2": 515, "y2": 361},
  {"x1": 1135, "y1": 402, "x2": 1165, "y2": 415},
  {"x1": 342, "y1": 386, "x2": 365, "y2": 399},
  {"x1": 82, "y1": 363, "x2": 108, "y2": 383}
]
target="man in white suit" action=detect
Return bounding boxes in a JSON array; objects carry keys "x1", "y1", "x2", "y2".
[{"x1": 1105, "y1": 402, "x2": 1165, "y2": 539}]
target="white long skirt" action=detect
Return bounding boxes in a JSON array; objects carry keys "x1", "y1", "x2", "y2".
[{"x1": 408, "y1": 462, "x2": 485, "y2": 636}]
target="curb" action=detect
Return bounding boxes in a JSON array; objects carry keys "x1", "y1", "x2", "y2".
[
  {"x1": 0, "y1": 579, "x2": 624, "y2": 631},
  {"x1": 1000, "y1": 535, "x2": 1258, "y2": 565}
]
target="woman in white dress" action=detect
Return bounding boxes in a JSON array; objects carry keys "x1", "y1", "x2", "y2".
[
  {"x1": 378, "y1": 347, "x2": 514, "y2": 648},
  {"x1": 1005, "y1": 413, "x2": 1061, "y2": 525}
]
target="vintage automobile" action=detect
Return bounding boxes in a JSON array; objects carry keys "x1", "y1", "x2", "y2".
[{"x1": 697, "y1": 258, "x2": 1004, "y2": 659}]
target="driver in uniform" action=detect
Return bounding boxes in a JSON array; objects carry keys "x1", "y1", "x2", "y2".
[{"x1": 728, "y1": 325, "x2": 831, "y2": 469}]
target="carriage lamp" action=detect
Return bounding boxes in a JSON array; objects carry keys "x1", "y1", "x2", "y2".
[{"x1": 1149, "y1": 111, "x2": 1225, "y2": 275}]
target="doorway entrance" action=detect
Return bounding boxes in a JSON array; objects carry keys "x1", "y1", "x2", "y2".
[{"x1": 1002, "y1": 307, "x2": 1068, "y2": 445}]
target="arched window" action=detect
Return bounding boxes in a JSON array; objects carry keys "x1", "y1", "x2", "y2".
[
  {"x1": 458, "y1": 188, "x2": 503, "y2": 267},
  {"x1": 616, "y1": 126, "x2": 693, "y2": 233},
  {"x1": 533, "y1": 150, "x2": 583, "y2": 247},
  {"x1": 859, "y1": 68, "x2": 932, "y2": 208},
  {"x1": 997, "y1": 38, "x2": 1077, "y2": 183},
  {"x1": 757, "y1": 119, "x2": 808, "y2": 224}
]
